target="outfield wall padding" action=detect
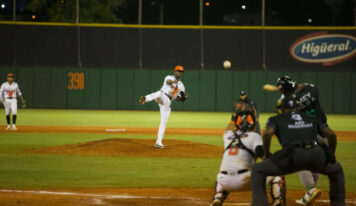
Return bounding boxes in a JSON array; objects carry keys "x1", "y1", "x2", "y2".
[
  {"x1": 67, "y1": 69, "x2": 85, "y2": 109},
  {"x1": 16, "y1": 68, "x2": 33, "y2": 108},
  {"x1": 50, "y1": 69, "x2": 67, "y2": 108},
  {"x1": 84, "y1": 69, "x2": 101, "y2": 109},
  {"x1": 33, "y1": 68, "x2": 51, "y2": 108},
  {"x1": 101, "y1": 69, "x2": 118, "y2": 110},
  {"x1": 117, "y1": 70, "x2": 135, "y2": 110},
  {"x1": 352, "y1": 73, "x2": 356, "y2": 114},
  {"x1": 0, "y1": 67, "x2": 354, "y2": 114}
]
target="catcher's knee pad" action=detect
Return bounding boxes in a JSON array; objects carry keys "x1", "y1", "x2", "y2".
[{"x1": 269, "y1": 176, "x2": 286, "y2": 206}]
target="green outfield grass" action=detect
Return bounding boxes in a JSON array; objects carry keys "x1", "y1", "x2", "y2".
[
  {"x1": 0, "y1": 109, "x2": 355, "y2": 192},
  {"x1": 15, "y1": 109, "x2": 356, "y2": 131}
]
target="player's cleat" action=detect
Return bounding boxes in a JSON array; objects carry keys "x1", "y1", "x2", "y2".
[
  {"x1": 154, "y1": 144, "x2": 166, "y2": 149},
  {"x1": 5, "y1": 125, "x2": 11, "y2": 130},
  {"x1": 139, "y1": 96, "x2": 146, "y2": 105},
  {"x1": 210, "y1": 198, "x2": 222, "y2": 206},
  {"x1": 271, "y1": 199, "x2": 282, "y2": 206},
  {"x1": 11, "y1": 125, "x2": 18, "y2": 131},
  {"x1": 295, "y1": 188, "x2": 321, "y2": 206}
]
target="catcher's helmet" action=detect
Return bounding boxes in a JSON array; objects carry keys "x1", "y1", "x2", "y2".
[
  {"x1": 232, "y1": 102, "x2": 256, "y2": 132},
  {"x1": 277, "y1": 76, "x2": 296, "y2": 94}
]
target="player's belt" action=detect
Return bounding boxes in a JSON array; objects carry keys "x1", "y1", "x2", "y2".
[
  {"x1": 301, "y1": 141, "x2": 318, "y2": 149},
  {"x1": 220, "y1": 169, "x2": 248, "y2": 175},
  {"x1": 164, "y1": 93, "x2": 172, "y2": 100},
  {"x1": 7, "y1": 97, "x2": 13, "y2": 99}
]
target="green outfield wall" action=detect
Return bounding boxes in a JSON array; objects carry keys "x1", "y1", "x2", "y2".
[{"x1": 0, "y1": 67, "x2": 355, "y2": 114}]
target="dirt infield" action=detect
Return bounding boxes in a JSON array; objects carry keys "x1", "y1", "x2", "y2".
[
  {"x1": 2, "y1": 125, "x2": 356, "y2": 141},
  {"x1": 0, "y1": 188, "x2": 355, "y2": 206},
  {"x1": 28, "y1": 138, "x2": 223, "y2": 158}
]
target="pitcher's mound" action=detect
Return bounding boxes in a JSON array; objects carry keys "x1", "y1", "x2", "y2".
[{"x1": 28, "y1": 138, "x2": 223, "y2": 158}]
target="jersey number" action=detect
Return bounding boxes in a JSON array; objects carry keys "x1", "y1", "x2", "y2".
[
  {"x1": 229, "y1": 148, "x2": 239, "y2": 156},
  {"x1": 68, "y1": 72, "x2": 85, "y2": 90}
]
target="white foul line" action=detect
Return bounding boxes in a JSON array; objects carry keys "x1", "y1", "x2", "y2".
[
  {"x1": 105, "y1": 129, "x2": 126, "y2": 132},
  {"x1": 0, "y1": 189, "x2": 167, "y2": 200}
]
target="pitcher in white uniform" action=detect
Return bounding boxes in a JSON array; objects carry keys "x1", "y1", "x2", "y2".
[
  {"x1": 139, "y1": 65, "x2": 187, "y2": 148},
  {"x1": 210, "y1": 102, "x2": 285, "y2": 206},
  {"x1": 0, "y1": 73, "x2": 26, "y2": 130}
]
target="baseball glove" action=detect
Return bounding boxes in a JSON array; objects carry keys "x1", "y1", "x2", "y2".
[
  {"x1": 22, "y1": 100, "x2": 26, "y2": 108},
  {"x1": 178, "y1": 91, "x2": 188, "y2": 102}
]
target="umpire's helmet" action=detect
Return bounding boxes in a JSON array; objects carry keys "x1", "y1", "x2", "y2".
[
  {"x1": 232, "y1": 102, "x2": 256, "y2": 132},
  {"x1": 277, "y1": 76, "x2": 296, "y2": 94}
]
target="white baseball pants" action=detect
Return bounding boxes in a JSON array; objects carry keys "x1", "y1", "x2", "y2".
[
  {"x1": 216, "y1": 171, "x2": 251, "y2": 192},
  {"x1": 215, "y1": 171, "x2": 281, "y2": 197},
  {"x1": 3, "y1": 99, "x2": 17, "y2": 115},
  {"x1": 145, "y1": 91, "x2": 172, "y2": 145}
]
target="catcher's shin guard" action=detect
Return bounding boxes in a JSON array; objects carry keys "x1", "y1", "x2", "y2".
[
  {"x1": 269, "y1": 176, "x2": 286, "y2": 206},
  {"x1": 211, "y1": 181, "x2": 229, "y2": 206}
]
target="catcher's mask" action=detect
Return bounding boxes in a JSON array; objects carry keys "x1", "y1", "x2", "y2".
[
  {"x1": 233, "y1": 102, "x2": 256, "y2": 132},
  {"x1": 277, "y1": 76, "x2": 296, "y2": 94}
]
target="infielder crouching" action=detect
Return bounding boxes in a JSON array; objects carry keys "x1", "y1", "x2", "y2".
[
  {"x1": 0, "y1": 73, "x2": 26, "y2": 131},
  {"x1": 210, "y1": 102, "x2": 285, "y2": 206},
  {"x1": 139, "y1": 65, "x2": 187, "y2": 148}
]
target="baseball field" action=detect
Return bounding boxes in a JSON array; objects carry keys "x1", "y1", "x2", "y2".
[{"x1": 0, "y1": 109, "x2": 356, "y2": 206}]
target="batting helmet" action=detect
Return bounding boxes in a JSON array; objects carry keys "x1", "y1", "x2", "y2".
[
  {"x1": 174, "y1": 65, "x2": 184, "y2": 72},
  {"x1": 277, "y1": 76, "x2": 296, "y2": 94}
]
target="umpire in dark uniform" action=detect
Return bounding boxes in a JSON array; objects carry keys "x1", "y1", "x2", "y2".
[
  {"x1": 237, "y1": 90, "x2": 260, "y2": 134},
  {"x1": 251, "y1": 96, "x2": 345, "y2": 206}
]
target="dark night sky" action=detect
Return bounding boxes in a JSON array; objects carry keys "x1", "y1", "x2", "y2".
[{"x1": 0, "y1": 0, "x2": 354, "y2": 26}]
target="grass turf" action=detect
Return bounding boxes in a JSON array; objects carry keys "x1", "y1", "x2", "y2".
[
  {"x1": 0, "y1": 109, "x2": 355, "y2": 192},
  {"x1": 14, "y1": 109, "x2": 356, "y2": 131},
  {"x1": 0, "y1": 132, "x2": 356, "y2": 192}
]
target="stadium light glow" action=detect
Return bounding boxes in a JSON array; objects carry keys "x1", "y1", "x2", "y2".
[
  {"x1": 308, "y1": 18, "x2": 312, "y2": 23},
  {"x1": 241, "y1": 5, "x2": 246, "y2": 10},
  {"x1": 1, "y1": 4, "x2": 5, "y2": 9}
]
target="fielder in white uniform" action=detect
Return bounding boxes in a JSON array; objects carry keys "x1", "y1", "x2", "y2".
[
  {"x1": 139, "y1": 65, "x2": 187, "y2": 148},
  {"x1": 0, "y1": 73, "x2": 26, "y2": 130},
  {"x1": 211, "y1": 102, "x2": 284, "y2": 206}
]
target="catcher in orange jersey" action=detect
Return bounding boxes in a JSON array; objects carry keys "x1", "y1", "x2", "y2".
[{"x1": 210, "y1": 102, "x2": 285, "y2": 206}]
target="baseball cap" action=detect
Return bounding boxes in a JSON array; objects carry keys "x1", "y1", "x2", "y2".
[
  {"x1": 7, "y1": 73, "x2": 15, "y2": 78},
  {"x1": 240, "y1": 90, "x2": 246, "y2": 96},
  {"x1": 174, "y1": 65, "x2": 184, "y2": 72},
  {"x1": 281, "y1": 96, "x2": 297, "y2": 109}
]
